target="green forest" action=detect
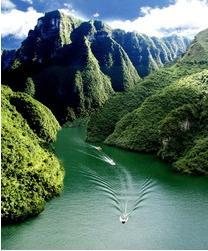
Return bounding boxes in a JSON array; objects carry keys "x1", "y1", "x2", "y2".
[{"x1": 1, "y1": 9, "x2": 208, "y2": 226}]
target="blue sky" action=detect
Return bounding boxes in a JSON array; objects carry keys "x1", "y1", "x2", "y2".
[
  {"x1": 1, "y1": 0, "x2": 208, "y2": 49},
  {"x1": 4, "y1": 0, "x2": 171, "y2": 20}
]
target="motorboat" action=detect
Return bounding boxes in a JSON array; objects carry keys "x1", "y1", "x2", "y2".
[
  {"x1": 91, "y1": 145, "x2": 102, "y2": 151},
  {"x1": 103, "y1": 156, "x2": 116, "y2": 166},
  {"x1": 119, "y1": 214, "x2": 129, "y2": 224},
  {"x1": 95, "y1": 146, "x2": 102, "y2": 151}
]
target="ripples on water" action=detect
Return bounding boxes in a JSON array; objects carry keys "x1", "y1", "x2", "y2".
[
  {"x1": 78, "y1": 147, "x2": 116, "y2": 166},
  {"x1": 78, "y1": 145, "x2": 156, "y2": 223}
]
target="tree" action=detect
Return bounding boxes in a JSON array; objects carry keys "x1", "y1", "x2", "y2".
[{"x1": 24, "y1": 77, "x2": 35, "y2": 97}]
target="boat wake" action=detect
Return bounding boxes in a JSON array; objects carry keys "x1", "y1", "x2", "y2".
[
  {"x1": 77, "y1": 148, "x2": 116, "y2": 166},
  {"x1": 79, "y1": 166, "x2": 155, "y2": 224},
  {"x1": 79, "y1": 168, "x2": 121, "y2": 209},
  {"x1": 116, "y1": 172, "x2": 155, "y2": 224}
]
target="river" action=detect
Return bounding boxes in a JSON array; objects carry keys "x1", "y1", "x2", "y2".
[{"x1": 2, "y1": 127, "x2": 208, "y2": 249}]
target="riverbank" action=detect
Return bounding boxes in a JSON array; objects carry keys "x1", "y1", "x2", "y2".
[{"x1": 2, "y1": 127, "x2": 208, "y2": 250}]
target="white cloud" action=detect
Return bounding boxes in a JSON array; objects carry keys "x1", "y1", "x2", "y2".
[
  {"x1": 63, "y1": 3, "x2": 72, "y2": 9},
  {"x1": 107, "y1": 0, "x2": 208, "y2": 38},
  {"x1": 58, "y1": 6, "x2": 86, "y2": 20},
  {"x1": 93, "y1": 12, "x2": 100, "y2": 18},
  {"x1": 20, "y1": 0, "x2": 33, "y2": 5},
  {"x1": 1, "y1": 0, "x2": 16, "y2": 10},
  {"x1": 58, "y1": 2, "x2": 87, "y2": 20},
  {"x1": 1, "y1": 7, "x2": 43, "y2": 39}
]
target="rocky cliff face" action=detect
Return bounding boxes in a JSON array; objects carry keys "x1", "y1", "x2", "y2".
[
  {"x1": 14, "y1": 10, "x2": 80, "y2": 64},
  {"x1": 112, "y1": 30, "x2": 190, "y2": 77},
  {"x1": 180, "y1": 28, "x2": 208, "y2": 64},
  {"x1": 1, "y1": 10, "x2": 191, "y2": 123},
  {"x1": 1, "y1": 49, "x2": 16, "y2": 70},
  {"x1": 86, "y1": 28, "x2": 208, "y2": 175},
  {"x1": 72, "y1": 20, "x2": 140, "y2": 91}
]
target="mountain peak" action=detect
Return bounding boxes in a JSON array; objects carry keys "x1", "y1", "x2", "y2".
[
  {"x1": 15, "y1": 9, "x2": 81, "y2": 63},
  {"x1": 36, "y1": 10, "x2": 62, "y2": 35},
  {"x1": 181, "y1": 28, "x2": 208, "y2": 64}
]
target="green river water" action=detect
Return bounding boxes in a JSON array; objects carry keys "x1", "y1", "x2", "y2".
[{"x1": 2, "y1": 127, "x2": 208, "y2": 249}]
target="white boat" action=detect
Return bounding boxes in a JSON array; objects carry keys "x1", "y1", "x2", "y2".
[
  {"x1": 103, "y1": 156, "x2": 116, "y2": 166},
  {"x1": 91, "y1": 145, "x2": 102, "y2": 151},
  {"x1": 119, "y1": 214, "x2": 129, "y2": 224}
]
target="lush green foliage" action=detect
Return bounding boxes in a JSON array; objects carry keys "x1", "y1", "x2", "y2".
[
  {"x1": 10, "y1": 92, "x2": 60, "y2": 142},
  {"x1": 102, "y1": 70, "x2": 208, "y2": 175},
  {"x1": 86, "y1": 64, "x2": 206, "y2": 142},
  {"x1": 2, "y1": 11, "x2": 189, "y2": 123},
  {"x1": 1, "y1": 86, "x2": 64, "y2": 224},
  {"x1": 181, "y1": 28, "x2": 208, "y2": 64},
  {"x1": 174, "y1": 137, "x2": 208, "y2": 175},
  {"x1": 87, "y1": 49, "x2": 208, "y2": 176},
  {"x1": 158, "y1": 96, "x2": 208, "y2": 162},
  {"x1": 24, "y1": 77, "x2": 35, "y2": 97},
  {"x1": 106, "y1": 70, "x2": 208, "y2": 151}
]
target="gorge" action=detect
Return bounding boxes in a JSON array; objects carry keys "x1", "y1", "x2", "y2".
[{"x1": 1, "y1": 8, "x2": 208, "y2": 250}]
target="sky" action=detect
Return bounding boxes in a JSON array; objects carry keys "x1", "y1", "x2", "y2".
[{"x1": 1, "y1": 0, "x2": 208, "y2": 49}]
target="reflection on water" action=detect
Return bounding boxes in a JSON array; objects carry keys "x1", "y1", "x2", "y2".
[
  {"x1": 79, "y1": 163, "x2": 155, "y2": 224},
  {"x1": 2, "y1": 127, "x2": 208, "y2": 250}
]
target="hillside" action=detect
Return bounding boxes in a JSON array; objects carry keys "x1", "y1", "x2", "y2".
[
  {"x1": 181, "y1": 28, "x2": 208, "y2": 64},
  {"x1": 105, "y1": 70, "x2": 208, "y2": 175},
  {"x1": 106, "y1": 70, "x2": 207, "y2": 148},
  {"x1": 1, "y1": 10, "x2": 189, "y2": 123},
  {"x1": 86, "y1": 64, "x2": 205, "y2": 142},
  {"x1": 112, "y1": 30, "x2": 190, "y2": 77},
  {"x1": 86, "y1": 28, "x2": 208, "y2": 175},
  {"x1": 1, "y1": 86, "x2": 64, "y2": 224}
]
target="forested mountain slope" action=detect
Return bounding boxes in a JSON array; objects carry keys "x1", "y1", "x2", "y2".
[
  {"x1": 2, "y1": 10, "x2": 189, "y2": 123},
  {"x1": 86, "y1": 28, "x2": 208, "y2": 175},
  {"x1": 1, "y1": 86, "x2": 64, "y2": 224}
]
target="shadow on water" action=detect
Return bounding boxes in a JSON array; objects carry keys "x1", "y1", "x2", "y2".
[
  {"x1": 78, "y1": 144, "x2": 157, "y2": 224},
  {"x1": 2, "y1": 127, "x2": 208, "y2": 250}
]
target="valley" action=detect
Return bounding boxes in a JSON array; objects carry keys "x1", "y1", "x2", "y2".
[{"x1": 1, "y1": 6, "x2": 208, "y2": 250}]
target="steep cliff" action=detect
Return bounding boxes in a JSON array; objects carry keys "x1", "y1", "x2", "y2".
[
  {"x1": 2, "y1": 10, "x2": 190, "y2": 122},
  {"x1": 1, "y1": 86, "x2": 64, "y2": 224}
]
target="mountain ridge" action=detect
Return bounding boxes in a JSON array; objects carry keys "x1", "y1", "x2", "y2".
[
  {"x1": 86, "y1": 27, "x2": 208, "y2": 175},
  {"x1": 2, "y1": 10, "x2": 191, "y2": 122}
]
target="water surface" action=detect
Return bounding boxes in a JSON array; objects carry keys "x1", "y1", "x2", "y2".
[{"x1": 2, "y1": 127, "x2": 208, "y2": 249}]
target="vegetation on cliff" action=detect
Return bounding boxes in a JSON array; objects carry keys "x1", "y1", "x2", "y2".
[
  {"x1": 1, "y1": 86, "x2": 64, "y2": 224},
  {"x1": 2, "y1": 10, "x2": 189, "y2": 123},
  {"x1": 87, "y1": 28, "x2": 208, "y2": 175},
  {"x1": 106, "y1": 71, "x2": 207, "y2": 148},
  {"x1": 86, "y1": 64, "x2": 206, "y2": 142},
  {"x1": 87, "y1": 68, "x2": 208, "y2": 175},
  {"x1": 112, "y1": 30, "x2": 190, "y2": 77}
]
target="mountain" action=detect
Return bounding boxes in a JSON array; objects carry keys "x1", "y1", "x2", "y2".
[
  {"x1": 112, "y1": 30, "x2": 190, "y2": 77},
  {"x1": 17, "y1": 10, "x2": 81, "y2": 63},
  {"x1": 86, "y1": 28, "x2": 208, "y2": 175},
  {"x1": 105, "y1": 70, "x2": 207, "y2": 149},
  {"x1": 1, "y1": 86, "x2": 64, "y2": 224},
  {"x1": 35, "y1": 36, "x2": 114, "y2": 122},
  {"x1": 180, "y1": 28, "x2": 208, "y2": 64},
  {"x1": 2, "y1": 10, "x2": 190, "y2": 123},
  {"x1": 1, "y1": 49, "x2": 16, "y2": 70}
]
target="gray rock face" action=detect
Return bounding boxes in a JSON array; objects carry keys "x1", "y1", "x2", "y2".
[
  {"x1": 2, "y1": 10, "x2": 191, "y2": 76},
  {"x1": 1, "y1": 10, "x2": 192, "y2": 123},
  {"x1": 1, "y1": 50, "x2": 16, "y2": 70},
  {"x1": 112, "y1": 30, "x2": 191, "y2": 77},
  {"x1": 14, "y1": 10, "x2": 80, "y2": 64}
]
